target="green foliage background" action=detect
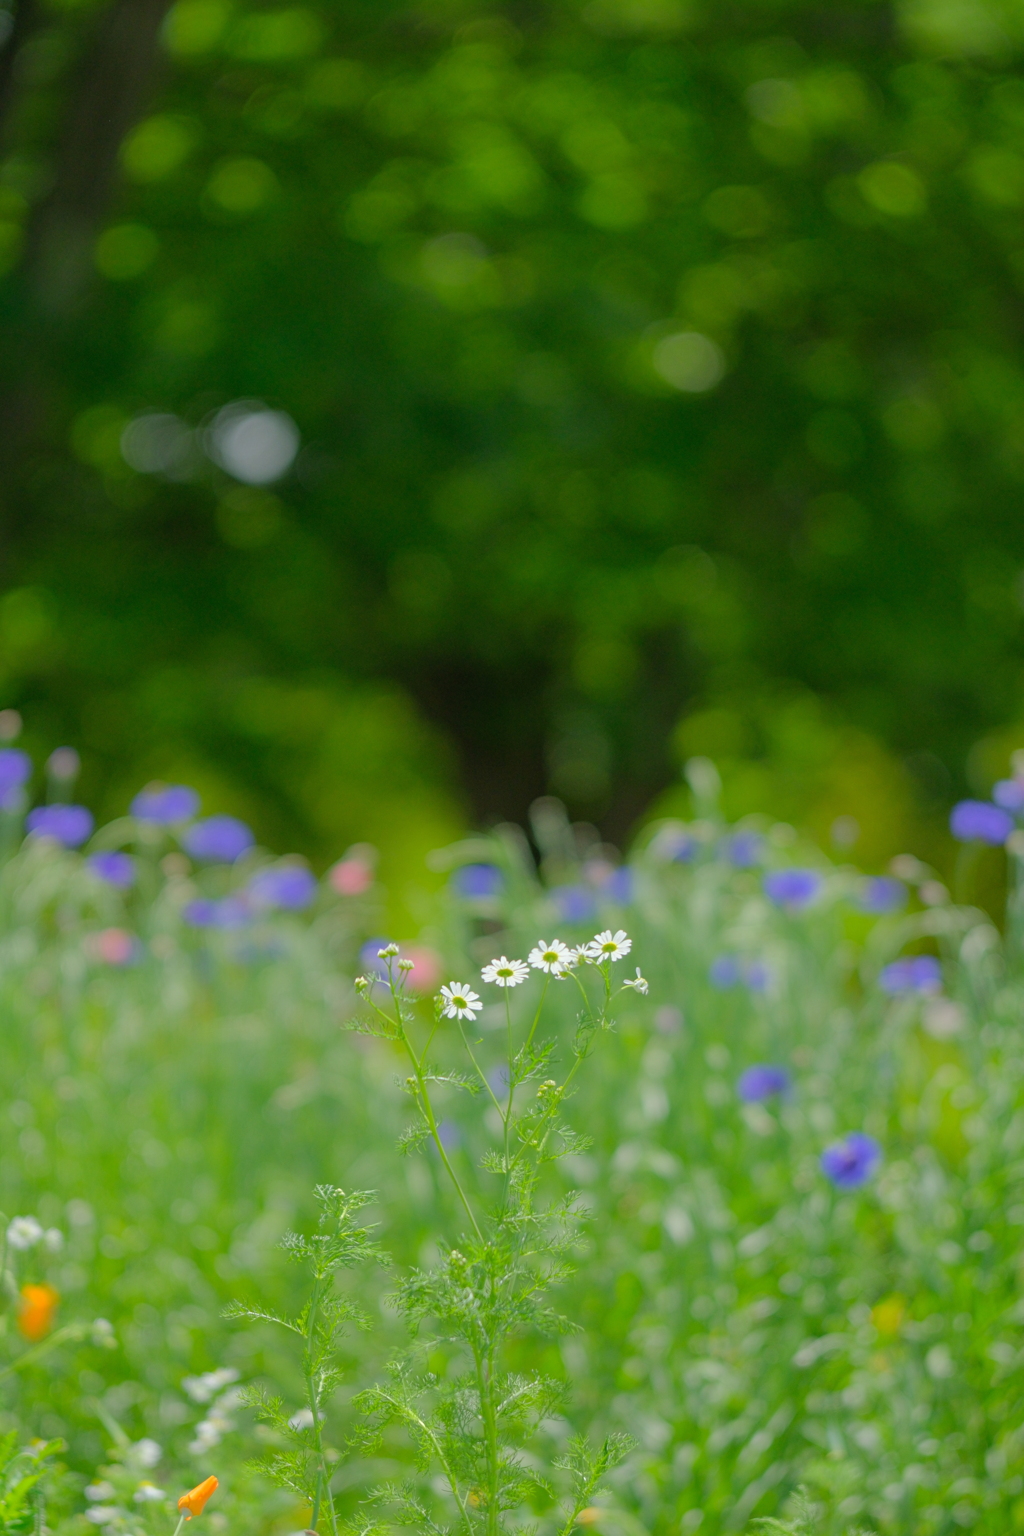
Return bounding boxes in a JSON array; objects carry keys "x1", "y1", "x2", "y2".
[{"x1": 2, "y1": 0, "x2": 1024, "y2": 869}]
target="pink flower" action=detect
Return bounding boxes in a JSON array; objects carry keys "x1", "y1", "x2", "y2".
[
  {"x1": 329, "y1": 857, "x2": 374, "y2": 896},
  {"x1": 403, "y1": 945, "x2": 442, "y2": 993},
  {"x1": 93, "y1": 928, "x2": 137, "y2": 966}
]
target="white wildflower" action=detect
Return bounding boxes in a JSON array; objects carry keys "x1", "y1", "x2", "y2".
[
  {"x1": 439, "y1": 983, "x2": 482, "y2": 1021},
  {"x1": 91, "y1": 1318, "x2": 117, "y2": 1348},
  {"x1": 131, "y1": 1439, "x2": 162, "y2": 1469},
  {"x1": 288, "y1": 1407, "x2": 317, "y2": 1430},
  {"x1": 43, "y1": 1227, "x2": 64, "y2": 1252},
  {"x1": 182, "y1": 1366, "x2": 239, "y2": 1404},
  {"x1": 623, "y1": 968, "x2": 648, "y2": 995},
  {"x1": 528, "y1": 939, "x2": 572, "y2": 974},
  {"x1": 85, "y1": 1485, "x2": 115, "y2": 1502},
  {"x1": 481, "y1": 956, "x2": 528, "y2": 988},
  {"x1": 6, "y1": 1216, "x2": 43, "y2": 1250},
  {"x1": 587, "y1": 929, "x2": 632, "y2": 963},
  {"x1": 85, "y1": 1508, "x2": 121, "y2": 1525},
  {"x1": 133, "y1": 1485, "x2": 167, "y2": 1503}
]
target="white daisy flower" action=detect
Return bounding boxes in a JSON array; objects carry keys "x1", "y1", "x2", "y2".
[
  {"x1": 623, "y1": 968, "x2": 648, "y2": 994},
  {"x1": 440, "y1": 982, "x2": 483, "y2": 1020},
  {"x1": 588, "y1": 929, "x2": 632, "y2": 963},
  {"x1": 481, "y1": 956, "x2": 529, "y2": 988},
  {"x1": 6, "y1": 1216, "x2": 43, "y2": 1250},
  {"x1": 528, "y1": 939, "x2": 572, "y2": 974},
  {"x1": 133, "y1": 1485, "x2": 167, "y2": 1504},
  {"x1": 567, "y1": 945, "x2": 592, "y2": 966}
]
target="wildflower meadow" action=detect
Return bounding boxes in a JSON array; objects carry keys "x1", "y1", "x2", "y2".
[{"x1": 3, "y1": 748, "x2": 1024, "y2": 1536}]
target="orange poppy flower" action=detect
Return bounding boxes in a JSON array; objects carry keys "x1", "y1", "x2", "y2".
[
  {"x1": 18, "y1": 1283, "x2": 59, "y2": 1341},
  {"x1": 178, "y1": 1477, "x2": 218, "y2": 1519}
]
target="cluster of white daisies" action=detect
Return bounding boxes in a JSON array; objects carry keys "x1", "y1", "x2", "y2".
[{"x1": 439, "y1": 930, "x2": 647, "y2": 1021}]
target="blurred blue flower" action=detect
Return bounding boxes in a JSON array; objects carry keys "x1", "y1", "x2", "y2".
[
  {"x1": 993, "y1": 779, "x2": 1024, "y2": 813},
  {"x1": 451, "y1": 863, "x2": 503, "y2": 899},
  {"x1": 183, "y1": 815, "x2": 254, "y2": 863},
  {"x1": 0, "y1": 749, "x2": 31, "y2": 794},
  {"x1": 949, "y1": 800, "x2": 1013, "y2": 845},
  {"x1": 860, "y1": 876, "x2": 907, "y2": 915},
  {"x1": 131, "y1": 784, "x2": 200, "y2": 824},
  {"x1": 183, "y1": 896, "x2": 251, "y2": 930},
  {"x1": 602, "y1": 866, "x2": 633, "y2": 904},
  {"x1": 665, "y1": 832, "x2": 698, "y2": 862},
  {"x1": 709, "y1": 955, "x2": 743, "y2": 988},
  {"x1": 710, "y1": 955, "x2": 770, "y2": 991},
  {"x1": 436, "y1": 1119, "x2": 461, "y2": 1152},
  {"x1": 820, "y1": 1132, "x2": 881, "y2": 1189},
  {"x1": 764, "y1": 869, "x2": 822, "y2": 909},
  {"x1": 738, "y1": 1064, "x2": 790, "y2": 1102},
  {"x1": 723, "y1": 832, "x2": 762, "y2": 868},
  {"x1": 744, "y1": 960, "x2": 771, "y2": 993},
  {"x1": 551, "y1": 885, "x2": 597, "y2": 923},
  {"x1": 359, "y1": 938, "x2": 392, "y2": 979},
  {"x1": 248, "y1": 865, "x2": 317, "y2": 911},
  {"x1": 88, "y1": 851, "x2": 136, "y2": 888},
  {"x1": 26, "y1": 804, "x2": 93, "y2": 848},
  {"x1": 878, "y1": 955, "x2": 941, "y2": 995}
]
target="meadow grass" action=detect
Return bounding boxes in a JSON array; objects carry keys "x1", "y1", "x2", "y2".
[{"x1": 0, "y1": 783, "x2": 1021, "y2": 1536}]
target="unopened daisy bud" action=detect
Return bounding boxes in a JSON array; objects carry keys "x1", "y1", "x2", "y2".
[
  {"x1": 377, "y1": 943, "x2": 400, "y2": 958},
  {"x1": 398, "y1": 957, "x2": 415, "y2": 972},
  {"x1": 354, "y1": 975, "x2": 370, "y2": 992},
  {"x1": 177, "y1": 1477, "x2": 218, "y2": 1519}
]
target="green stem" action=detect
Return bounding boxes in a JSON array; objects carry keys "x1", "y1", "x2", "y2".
[
  {"x1": 475, "y1": 1345, "x2": 501, "y2": 1536},
  {"x1": 396, "y1": 1017, "x2": 483, "y2": 1242},
  {"x1": 0, "y1": 1322, "x2": 87, "y2": 1383},
  {"x1": 503, "y1": 989, "x2": 514, "y2": 1191},
  {"x1": 305, "y1": 1274, "x2": 336, "y2": 1536},
  {"x1": 171, "y1": 1515, "x2": 188, "y2": 1536}
]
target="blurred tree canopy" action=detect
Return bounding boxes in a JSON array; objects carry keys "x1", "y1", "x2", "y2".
[{"x1": 1, "y1": 0, "x2": 1024, "y2": 870}]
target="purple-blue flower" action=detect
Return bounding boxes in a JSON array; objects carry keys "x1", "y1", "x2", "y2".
[
  {"x1": 552, "y1": 884, "x2": 597, "y2": 924},
  {"x1": 860, "y1": 876, "x2": 907, "y2": 915},
  {"x1": 359, "y1": 938, "x2": 392, "y2": 978},
  {"x1": 709, "y1": 955, "x2": 743, "y2": 988},
  {"x1": 993, "y1": 779, "x2": 1024, "y2": 813},
  {"x1": 723, "y1": 832, "x2": 762, "y2": 868},
  {"x1": 183, "y1": 896, "x2": 251, "y2": 930},
  {"x1": 602, "y1": 866, "x2": 633, "y2": 905},
  {"x1": 88, "y1": 851, "x2": 136, "y2": 888},
  {"x1": 738, "y1": 1064, "x2": 790, "y2": 1102},
  {"x1": 0, "y1": 749, "x2": 31, "y2": 794},
  {"x1": 25, "y1": 804, "x2": 94, "y2": 848},
  {"x1": 878, "y1": 955, "x2": 941, "y2": 995},
  {"x1": 183, "y1": 815, "x2": 254, "y2": 863},
  {"x1": 821, "y1": 1132, "x2": 881, "y2": 1189},
  {"x1": 665, "y1": 833, "x2": 698, "y2": 863},
  {"x1": 949, "y1": 800, "x2": 1013, "y2": 845},
  {"x1": 131, "y1": 784, "x2": 200, "y2": 824},
  {"x1": 248, "y1": 864, "x2": 317, "y2": 910},
  {"x1": 744, "y1": 960, "x2": 771, "y2": 993},
  {"x1": 764, "y1": 868, "x2": 822, "y2": 909},
  {"x1": 451, "y1": 863, "x2": 503, "y2": 899}
]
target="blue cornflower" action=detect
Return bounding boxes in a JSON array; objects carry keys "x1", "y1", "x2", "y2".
[
  {"x1": 248, "y1": 864, "x2": 317, "y2": 911},
  {"x1": 436, "y1": 1119, "x2": 461, "y2": 1152},
  {"x1": 949, "y1": 800, "x2": 1013, "y2": 845},
  {"x1": 359, "y1": 938, "x2": 392, "y2": 979},
  {"x1": 709, "y1": 955, "x2": 743, "y2": 988},
  {"x1": 764, "y1": 868, "x2": 822, "y2": 909},
  {"x1": 451, "y1": 863, "x2": 503, "y2": 899},
  {"x1": 821, "y1": 1132, "x2": 881, "y2": 1189},
  {"x1": 0, "y1": 749, "x2": 31, "y2": 793},
  {"x1": 183, "y1": 896, "x2": 251, "y2": 930},
  {"x1": 602, "y1": 866, "x2": 633, "y2": 905},
  {"x1": 993, "y1": 779, "x2": 1024, "y2": 813},
  {"x1": 878, "y1": 955, "x2": 941, "y2": 995},
  {"x1": 744, "y1": 960, "x2": 771, "y2": 993},
  {"x1": 183, "y1": 815, "x2": 254, "y2": 863},
  {"x1": 87, "y1": 851, "x2": 136, "y2": 888},
  {"x1": 131, "y1": 784, "x2": 200, "y2": 824},
  {"x1": 552, "y1": 885, "x2": 597, "y2": 923},
  {"x1": 723, "y1": 832, "x2": 762, "y2": 868},
  {"x1": 860, "y1": 876, "x2": 907, "y2": 915},
  {"x1": 737, "y1": 1064, "x2": 790, "y2": 1102},
  {"x1": 25, "y1": 804, "x2": 94, "y2": 848}
]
